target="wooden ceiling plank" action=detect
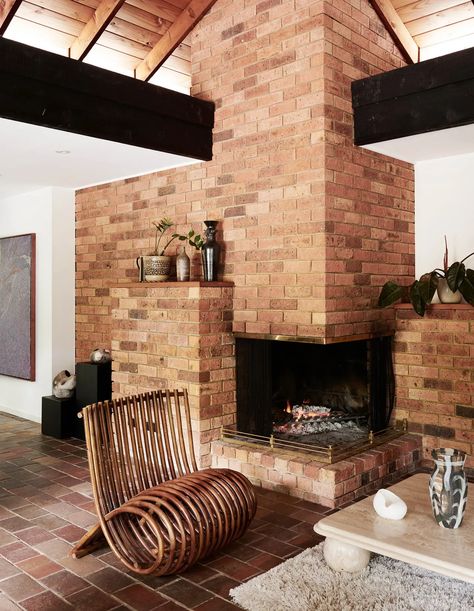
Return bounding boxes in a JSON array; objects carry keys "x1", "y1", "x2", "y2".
[
  {"x1": 123, "y1": 1, "x2": 181, "y2": 28},
  {"x1": 398, "y1": 0, "x2": 467, "y2": 24},
  {"x1": 369, "y1": 0, "x2": 419, "y2": 63},
  {"x1": 135, "y1": 0, "x2": 218, "y2": 81},
  {"x1": 108, "y1": 13, "x2": 172, "y2": 45},
  {"x1": 26, "y1": 0, "x2": 94, "y2": 23},
  {"x1": 420, "y1": 31, "x2": 474, "y2": 58},
  {"x1": 0, "y1": 0, "x2": 22, "y2": 35},
  {"x1": 406, "y1": 3, "x2": 474, "y2": 37},
  {"x1": 17, "y1": 2, "x2": 84, "y2": 35},
  {"x1": 128, "y1": 0, "x2": 189, "y2": 15},
  {"x1": 6, "y1": 16, "x2": 76, "y2": 50},
  {"x1": 391, "y1": 0, "x2": 417, "y2": 8},
  {"x1": 69, "y1": 0, "x2": 125, "y2": 60},
  {"x1": 414, "y1": 16, "x2": 474, "y2": 46}
]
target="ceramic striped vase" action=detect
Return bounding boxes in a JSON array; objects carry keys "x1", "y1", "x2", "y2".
[{"x1": 429, "y1": 448, "x2": 468, "y2": 529}]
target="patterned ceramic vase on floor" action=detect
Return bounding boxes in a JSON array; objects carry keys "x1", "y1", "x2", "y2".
[{"x1": 429, "y1": 448, "x2": 467, "y2": 528}]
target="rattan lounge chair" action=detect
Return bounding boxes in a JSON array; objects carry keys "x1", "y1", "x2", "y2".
[{"x1": 70, "y1": 389, "x2": 257, "y2": 575}]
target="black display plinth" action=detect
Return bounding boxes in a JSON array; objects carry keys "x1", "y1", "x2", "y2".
[
  {"x1": 42, "y1": 362, "x2": 112, "y2": 441},
  {"x1": 74, "y1": 362, "x2": 112, "y2": 440},
  {"x1": 75, "y1": 361, "x2": 112, "y2": 408},
  {"x1": 41, "y1": 395, "x2": 76, "y2": 439}
]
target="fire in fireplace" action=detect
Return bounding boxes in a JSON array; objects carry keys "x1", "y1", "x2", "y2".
[{"x1": 233, "y1": 336, "x2": 396, "y2": 459}]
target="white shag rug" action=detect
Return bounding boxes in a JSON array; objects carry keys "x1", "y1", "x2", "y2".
[{"x1": 230, "y1": 543, "x2": 474, "y2": 611}]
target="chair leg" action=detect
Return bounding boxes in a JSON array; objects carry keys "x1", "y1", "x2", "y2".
[{"x1": 70, "y1": 523, "x2": 108, "y2": 558}]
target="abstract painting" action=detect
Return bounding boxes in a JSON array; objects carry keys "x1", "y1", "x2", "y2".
[{"x1": 0, "y1": 234, "x2": 36, "y2": 380}]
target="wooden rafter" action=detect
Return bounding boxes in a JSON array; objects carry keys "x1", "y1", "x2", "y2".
[
  {"x1": 369, "y1": 0, "x2": 419, "y2": 64},
  {"x1": 134, "y1": 0, "x2": 218, "y2": 81},
  {"x1": 0, "y1": 0, "x2": 22, "y2": 36},
  {"x1": 69, "y1": 0, "x2": 126, "y2": 61}
]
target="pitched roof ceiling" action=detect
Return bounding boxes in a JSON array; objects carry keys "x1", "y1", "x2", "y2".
[
  {"x1": 370, "y1": 0, "x2": 474, "y2": 63},
  {"x1": 0, "y1": 0, "x2": 217, "y2": 95}
]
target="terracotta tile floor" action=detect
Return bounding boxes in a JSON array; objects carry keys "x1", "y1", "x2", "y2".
[{"x1": 0, "y1": 412, "x2": 331, "y2": 610}]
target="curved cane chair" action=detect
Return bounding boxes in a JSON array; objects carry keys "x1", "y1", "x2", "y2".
[{"x1": 71, "y1": 389, "x2": 257, "y2": 575}]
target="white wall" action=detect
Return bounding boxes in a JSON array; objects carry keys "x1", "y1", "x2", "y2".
[
  {"x1": 416, "y1": 153, "x2": 474, "y2": 277},
  {"x1": 0, "y1": 187, "x2": 75, "y2": 422}
]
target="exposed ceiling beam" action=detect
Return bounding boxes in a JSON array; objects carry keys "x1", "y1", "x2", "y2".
[
  {"x1": 134, "y1": 0, "x2": 218, "y2": 82},
  {"x1": 0, "y1": 0, "x2": 22, "y2": 36},
  {"x1": 369, "y1": 0, "x2": 419, "y2": 64},
  {"x1": 69, "y1": 0, "x2": 125, "y2": 61},
  {"x1": 352, "y1": 45, "x2": 474, "y2": 146},
  {"x1": 0, "y1": 38, "x2": 214, "y2": 160}
]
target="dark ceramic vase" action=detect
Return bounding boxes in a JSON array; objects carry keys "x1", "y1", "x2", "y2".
[{"x1": 201, "y1": 220, "x2": 220, "y2": 281}]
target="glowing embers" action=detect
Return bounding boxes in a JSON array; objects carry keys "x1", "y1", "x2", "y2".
[{"x1": 273, "y1": 399, "x2": 366, "y2": 441}]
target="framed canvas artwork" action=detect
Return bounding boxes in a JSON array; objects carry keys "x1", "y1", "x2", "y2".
[{"x1": 0, "y1": 233, "x2": 36, "y2": 380}]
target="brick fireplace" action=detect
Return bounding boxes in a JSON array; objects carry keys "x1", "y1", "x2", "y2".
[
  {"x1": 108, "y1": 282, "x2": 421, "y2": 507},
  {"x1": 75, "y1": 0, "x2": 441, "y2": 507}
]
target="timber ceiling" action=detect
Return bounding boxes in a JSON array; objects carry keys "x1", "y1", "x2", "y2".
[
  {"x1": 370, "y1": 0, "x2": 474, "y2": 63},
  {"x1": 1, "y1": 1, "x2": 473, "y2": 95},
  {"x1": 0, "y1": 0, "x2": 217, "y2": 94}
]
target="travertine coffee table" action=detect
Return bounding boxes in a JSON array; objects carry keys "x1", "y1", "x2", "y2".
[{"x1": 314, "y1": 473, "x2": 474, "y2": 583}]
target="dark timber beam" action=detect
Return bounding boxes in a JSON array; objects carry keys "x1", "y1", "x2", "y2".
[
  {"x1": 352, "y1": 46, "x2": 474, "y2": 146},
  {"x1": 0, "y1": 38, "x2": 214, "y2": 160}
]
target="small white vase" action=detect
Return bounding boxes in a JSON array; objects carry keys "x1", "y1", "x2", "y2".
[{"x1": 437, "y1": 278, "x2": 462, "y2": 304}]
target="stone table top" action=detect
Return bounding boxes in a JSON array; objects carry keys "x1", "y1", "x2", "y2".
[{"x1": 314, "y1": 473, "x2": 474, "y2": 583}]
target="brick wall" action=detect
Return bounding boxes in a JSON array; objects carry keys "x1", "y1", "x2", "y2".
[
  {"x1": 76, "y1": 0, "x2": 415, "y2": 360},
  {"x1": 393, "y1": 305, "x2": 474, "y2": 469}
]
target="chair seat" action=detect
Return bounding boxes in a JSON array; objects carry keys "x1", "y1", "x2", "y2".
[{"x1": 104, "y1": 468, "x2": 257, "y2": 574}]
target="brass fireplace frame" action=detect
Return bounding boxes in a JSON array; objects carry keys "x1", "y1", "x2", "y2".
[{"x1": 221, "y1": 420, "x2": 408, "y2": 464}]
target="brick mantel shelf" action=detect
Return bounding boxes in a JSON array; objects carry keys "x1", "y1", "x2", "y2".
[
  {"x1": 395, "y1": 304, "x2": 473, "y2": 313},
  {"x1": 114, "y1": 281, "x2": 234, "y2": 288}
]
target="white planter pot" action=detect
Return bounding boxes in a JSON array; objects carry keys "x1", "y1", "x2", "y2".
[{"x1": 437, "y1": 278, "x2": 462, "y2": 304}]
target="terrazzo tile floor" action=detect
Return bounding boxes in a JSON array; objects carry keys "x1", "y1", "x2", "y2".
[{"x1": 0, "y1": 412, "x2": 331, "y2": 610}]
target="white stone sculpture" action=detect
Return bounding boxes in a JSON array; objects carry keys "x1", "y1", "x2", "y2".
[
  {"x1": 52, "y1": 370, "x2": 76, "y2": 398},
  {"x1": 373, "y1": 489, "x2": 407, "y2": 520}
]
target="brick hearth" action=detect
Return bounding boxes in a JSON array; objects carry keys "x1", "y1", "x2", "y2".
[{"x1": 212, "y1": 436, "x2": 421, "y2": 508}]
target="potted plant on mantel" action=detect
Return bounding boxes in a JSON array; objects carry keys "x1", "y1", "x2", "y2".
[
  {"x1": 379, "y1": 237, "x2": 474, "y2": 316},
  {"x1": 138, "y1": 219, "x2": 212, "y2": 282},
  {"x1": 139, "y1": 218, "x2": 178, "y2": 282}
]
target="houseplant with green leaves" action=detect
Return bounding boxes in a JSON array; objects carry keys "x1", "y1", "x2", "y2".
[
  {"x1": 378, "y1": 237, "x2": 474, "y2": 316},
  {"x1": 137, "y1": 217, "x2": 178, "y2": 282}
]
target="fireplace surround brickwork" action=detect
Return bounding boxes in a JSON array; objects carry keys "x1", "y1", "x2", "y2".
[
  {"x1": 76, "y1": 0, "x2": 414, "y2": 358},
  {"x1": 75, "y1": 0, "x2": 423, "y2": 503}
]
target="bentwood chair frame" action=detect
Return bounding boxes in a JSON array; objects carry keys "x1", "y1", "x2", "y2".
[{"x1": 71, "y1": 389, "x2": 257, "y2": 575}]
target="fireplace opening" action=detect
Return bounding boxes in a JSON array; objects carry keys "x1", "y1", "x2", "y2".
[{"x1": 233, "y1": 336, "x2": 397, "y2": 459}]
